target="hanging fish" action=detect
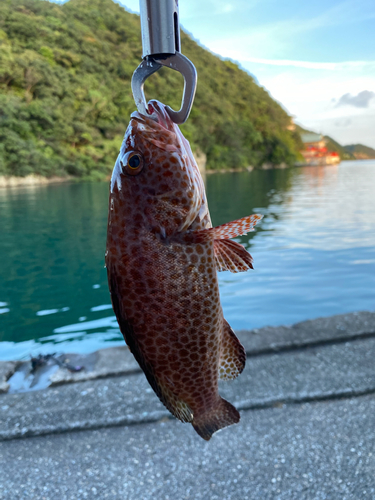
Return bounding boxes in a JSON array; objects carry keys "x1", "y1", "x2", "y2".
[{"x1": 106, "y1": 100, "x2": 262, "y2": 440}]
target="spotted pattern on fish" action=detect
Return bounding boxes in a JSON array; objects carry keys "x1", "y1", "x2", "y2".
[{"x1": 106, "y1": 100, "x2": 262, "y2": 440}]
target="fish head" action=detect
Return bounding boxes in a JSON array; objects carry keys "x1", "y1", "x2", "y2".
[{"x1": 110, "y1": 100, "x2": 207, "y2": 238}]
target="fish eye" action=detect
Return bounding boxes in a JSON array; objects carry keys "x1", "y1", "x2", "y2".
[
  {"x1": 120, "y1": 152, "x2": 144, "y2": 176},
  {"x1": 128, "y1": 154, "x2": 141, "y2": 169}
]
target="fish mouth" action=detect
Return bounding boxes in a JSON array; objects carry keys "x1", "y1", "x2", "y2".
[
  {"x1": 131, "y1": 99, "x2": 175, "y2": 133},
  {"x1": 130, "y1": 100, "x2": 180, "y2": 152},
  {"x1": 148, "y1": 100, "x2": 175, "y2": 131}
]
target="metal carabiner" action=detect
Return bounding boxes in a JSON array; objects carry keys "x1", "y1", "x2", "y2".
[
  {"x1": 131, "y1": 0, "x2": 197, "y2": 124},
  {"x1": 131, "y1": 52, "x2": 197, "y2": 124}
]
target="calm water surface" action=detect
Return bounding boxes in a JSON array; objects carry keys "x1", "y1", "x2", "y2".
[{"x1": 1, "y1": 160, "x2": 374, "y2": 360}]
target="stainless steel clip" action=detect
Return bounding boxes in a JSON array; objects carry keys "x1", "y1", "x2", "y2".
[{"x1": 131, "y1": 0, "x2": 197, "y2": 124}]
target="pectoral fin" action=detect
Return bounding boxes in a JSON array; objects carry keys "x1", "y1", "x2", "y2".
[
  {"x1": 214, "y1": 239, "x2": 254, "y2": 272},
  {"x1": 219, "y1": 319, "x2": 246, "y2": 380},
  {"x1": 189, "y1": 214, "x2": 262, "y2": 242},
  {"x1": 182, "y1": 214, "x2": 261, "y2": 272}
]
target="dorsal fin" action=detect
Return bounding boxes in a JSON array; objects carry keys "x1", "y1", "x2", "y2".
[
  {"x1": 219, "y1": 319, "x2": 246, "y2": 380},
  {"x1": 214, "y1": 239, "x2": 253, "y2": 272}
]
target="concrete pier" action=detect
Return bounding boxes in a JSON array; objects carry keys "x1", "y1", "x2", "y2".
[{"x1": 1, "y1": 311, "x2": 374, "y2": 499}]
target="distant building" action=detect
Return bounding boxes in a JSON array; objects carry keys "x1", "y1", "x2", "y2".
[
  {"x1": 301, "y1": 133, "x2": 326, "y2": 148},
  {"x1": 300, "y1": 133, "x2": 340, "y2": 166}
]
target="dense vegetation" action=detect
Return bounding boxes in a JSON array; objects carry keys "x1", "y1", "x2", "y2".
[
  {"x1": 324, "y1": 135, "x2": 355, "y2": 160},
  {"x1": 0, "y1": 0, "x2": 303, "y2": 178},
  {"x1": 344, "y1": 143, "x2": 375, "y2": 159}
]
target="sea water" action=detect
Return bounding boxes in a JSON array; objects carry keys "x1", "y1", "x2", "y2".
[{"x1": 1, "y1": 160, "x2": 374, "y2": 360}]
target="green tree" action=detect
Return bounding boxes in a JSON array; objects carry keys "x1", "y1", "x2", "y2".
[{"x1": 0, "y1": 0, "x2": 302, "y2": 179}]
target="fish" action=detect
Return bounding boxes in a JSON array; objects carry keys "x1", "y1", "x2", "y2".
[{"x1": 106, "y1": 100, "x2": 262, "y2": 440}]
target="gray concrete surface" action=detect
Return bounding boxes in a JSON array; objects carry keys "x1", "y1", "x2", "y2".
[
  {"x1": 237, "y1": 310, "x2": 375, "y2": 355},
  {"x1": 49, "y1": 347, "x2": 139, "y2": 386},
  {"x1": 2, "y1": 311, "x2": 375, "y2": 392},
  {"x1": 1, "y1": 336, "x2": 375, "y2": 441},
  {"x1": 0, "y1": 396, "x2": 374, "y2": 500},
  {"x1": 0, "y1": 311, "x2": 375, "y2": 499}
]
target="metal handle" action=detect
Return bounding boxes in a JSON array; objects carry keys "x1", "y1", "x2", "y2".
[
  {"x1": 131, "y1": 53, "x2": 197, "y2": 124},
  {"x1": 139, "y1": 0, "x2": 180, "y2": 58},
  {"x1": 155, "y1": 53, "x2": 197, "y2": 123},
  {"x1": 133, "y1": 0, "x2": 197, "y2": 124}
]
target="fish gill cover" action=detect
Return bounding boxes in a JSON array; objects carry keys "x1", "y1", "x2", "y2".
[{"x1": 0, "y1": 0, "x2": 302, "y2": 178}]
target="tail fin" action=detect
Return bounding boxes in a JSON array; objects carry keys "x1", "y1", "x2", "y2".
[{"x1": 192, "y1": 397, "x2": 240, "y2": 441}]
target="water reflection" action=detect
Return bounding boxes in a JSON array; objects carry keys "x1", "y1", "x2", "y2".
[
  {"x1": 1, "y1": 160, "x2": 374, "y2": 360},
  {"x1": 212, "y1": 160, "x2": 375, "y2": 330}
]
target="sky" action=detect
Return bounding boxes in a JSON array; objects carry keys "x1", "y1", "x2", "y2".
[{"x1": 119, "y1": 0, "x2": 375, "y2": 148}]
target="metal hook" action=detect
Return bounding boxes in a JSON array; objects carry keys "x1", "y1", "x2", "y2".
[
  {"x1": 131, "y1": 0, "x2": 197, "y2": 124},
  {"x1": 131, "y1": 52, "x2": 197, "y2": 124},
  {"x1": 131, "y1": 58, "x2": 162, "y2": 118}
]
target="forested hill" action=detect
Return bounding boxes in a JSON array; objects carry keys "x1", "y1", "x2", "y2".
[
  {"x1": 324, "y1": 135, "x2": 355, "y2": 161},
  {"x1": 0, "y1": 0, "x2": 302, "y2": 178},
  {"x1": 344, "y1": 144, "x2": 375, "y2": 159}
]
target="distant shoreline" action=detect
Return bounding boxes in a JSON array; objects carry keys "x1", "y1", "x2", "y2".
[
  {"x1": 0, "y1": 175, "x2": 73, "y2": 188},
  {"x1": 1, "y1": 159, "x2": 373, "y2": 188},
  {"x1": 0, "y1": 167, "x2": 269, "y2": 186}
]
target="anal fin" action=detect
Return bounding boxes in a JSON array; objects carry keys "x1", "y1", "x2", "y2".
[
  {"x1": 219, "y1": 319, "x2": 246, "y2": 380},
  {"x1": 214, "y1": 239, "x2": 253, "y2": 272}
]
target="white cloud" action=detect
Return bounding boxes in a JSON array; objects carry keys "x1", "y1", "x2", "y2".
[
  {"x1": 231, "y1": 57, "x2": 375, "y2": 72},
  {"x1": 249, "y1": 64, "x2": 375, "y2": 148},
  {"x1": 335, "y1": 90, "x2": 375, "y2": 108},
  {"x1": 305, "y1": 112, "x2": 375, "y2": 147}
]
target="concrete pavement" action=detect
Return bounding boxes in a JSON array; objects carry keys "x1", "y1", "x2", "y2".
[{"x1": 1, "y1": 311, "x2": 375, "y2": 499}]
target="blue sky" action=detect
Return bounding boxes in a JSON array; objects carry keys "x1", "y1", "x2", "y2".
[{"x1": 119, "y1": 0, "x2": 375, "y2": 148}]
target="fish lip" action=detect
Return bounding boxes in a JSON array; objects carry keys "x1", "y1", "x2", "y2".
[
  {"x1": 130, "y1": 114, "x2": 170, "y2": 135},
  {"x1": 129, "y1": 114, "x2": 179, "y2": 152},
  {"x1": 130, "y1": 100, "x2": 175, "y2": 133}
]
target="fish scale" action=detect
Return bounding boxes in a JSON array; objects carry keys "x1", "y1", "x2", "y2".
[{"x1": 106, "y1": 100, "x2": 262, "y2": 440}]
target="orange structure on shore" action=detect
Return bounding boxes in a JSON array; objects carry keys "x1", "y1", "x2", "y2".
[{"x1": 300, "y1": 133, "x2": 340, "y2": 166}]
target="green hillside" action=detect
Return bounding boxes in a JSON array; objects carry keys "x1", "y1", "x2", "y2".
[
  {"x1": 344, "y1": 144, "x2": 375, "y2": 159},
  {"x1": 0, "y1": 0, "x2": 302, "y2": 178},
  {"x1": 324, "y1": 136, "x2": 354, "y2": 160}
]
